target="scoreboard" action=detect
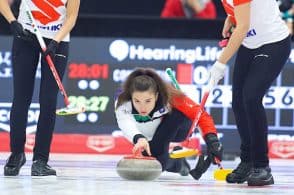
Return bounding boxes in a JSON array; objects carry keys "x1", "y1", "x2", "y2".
[{"x1": 1, "y1": 36, "x2": 293, "y2": 154}]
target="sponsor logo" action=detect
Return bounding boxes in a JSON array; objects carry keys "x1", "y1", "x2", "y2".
[
  {"x1": 0, "y1": 51, "x2": 41, "y2": 78},
  {"x1": 268, "y1": 134, "x2": 294, "y2": 141},
  {"x1": 37, "y1": 23, "x2": 62, "y2": 31},
  {"x1": 24, "y1": 22, "x2": 62, "y2": 32},
  {"x1": 86, "y1": 136, "x2": 115, "y2": 152},
  {"x1": 246, "y1": 29, "x2": 257, "y2": 37},
  {"x1": 32, "y1": 0, "x2": 64, "y2": 25},
  {"x1": 270, "y1": 141, "x2": 294, "y2": 158},
  {"x1": 109, "y1": 40, "x2": 129, "y2": 61},
  {"x1": 159, "y1": 108, "x2": 165, "y2": 113},
  {"x1": 109, "y1": 40, "x2": 221, "y2": 63},
  {"x1": 0, "y1": 102, "x2": 40, "y2": 134}
]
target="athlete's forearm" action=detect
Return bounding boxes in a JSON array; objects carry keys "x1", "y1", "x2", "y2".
[
  {"x1": 218, "y1": 24, "x2": 248, "y2": 64},
  {"x1": 218, "y1": 3, "x2": 250, "y2": 64},
  {"x1": 0, "y1": 0, "x2": 16, "y2": 23},
  {"x1": 53, "y1": 0, "x2": 80, "y2": 42}
]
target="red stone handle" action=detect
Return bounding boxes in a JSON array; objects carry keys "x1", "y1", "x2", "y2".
[{"x1": 124, "y1": 147, "x2": 155, "y2": 160}]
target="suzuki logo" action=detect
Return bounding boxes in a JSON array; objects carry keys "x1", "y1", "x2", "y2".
[
  {"x1": 32, "y1": 0, "x2": 65, "y2": 25},
  {"x1": 246, "y1": 29, "x2": 257, "y2": 38}
]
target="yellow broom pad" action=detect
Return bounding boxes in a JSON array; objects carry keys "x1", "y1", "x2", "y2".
[
  {"x1": 169, "y1": 148, "x2": 199, "y2": 159},
  {"x1": 213, "y1": 168, "x2": 233, "y2": 181}
]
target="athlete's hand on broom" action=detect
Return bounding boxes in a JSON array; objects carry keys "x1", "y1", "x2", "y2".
[
  {"x1": 219, "y1": 17, "x2": 234, "y2": 48},
  {"x1": 208, "y1": 61, "x2": 227, "y2": 88},
  {"x1": 10, "y1": 20, "x2": 34, "y2": 42},
  {"x1": 133, "y1": 138, "x2": 152, "y2": 156},
  {"x1": 43, "y1": 40, "x2": 59, "y2": 60},
  {"x1": 204, "y1": 133, "x2": 223, "y2": 164}
]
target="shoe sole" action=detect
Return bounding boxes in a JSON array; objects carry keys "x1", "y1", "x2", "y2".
[
  {"x1": 4, "y1": 159, "x2": 26, "y2": 176},
  {"x1": 31, "y1": 174, "x2": 57, "y2": 177},
  {"x1": 31, "y1": 173, "x2": 56, "y2": 177},
  {"x1": 226, "y1": 177, "x2": 248, "y2": 184},
  {"x1": 247, "y1": 175, "x2": 274, "y2": 186},
  {"x1": 226, "y1": 174, "x2": 250, "y2": 184},
  {"x1": 31, "y1": 170, "x2": 57, "y2": 176}
]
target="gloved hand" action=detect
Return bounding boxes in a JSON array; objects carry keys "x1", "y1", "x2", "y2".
[
  {"x1": 10, "y1": 20, "x2": 34, "y2": 41},
  {"x1": 204, "y1": 133, "x2": 223, "y2": 164},
  {"x1": 43, "y1": 40, "x2": 59, "y2": 59},
  {"x1": 207, "y1": 61, "x2": 227, "y2": 87}
]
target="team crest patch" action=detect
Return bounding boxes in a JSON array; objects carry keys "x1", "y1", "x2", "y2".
[{"x1": 159, "y1": 108, "x2": 165, "y2": 113}]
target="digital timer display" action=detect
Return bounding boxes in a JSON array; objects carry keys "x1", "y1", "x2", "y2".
[
  {"x1": 68, "y1": 63, "x2": 109, "y2": 79},
  {"x1": 68, "y1": 95, "x2": 109, "y2": 112}
]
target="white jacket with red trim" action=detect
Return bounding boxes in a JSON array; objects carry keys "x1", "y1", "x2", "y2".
[
  {"x1": 18, "y1": 0, "x2": 69, "y2": 41},
  {"x1": 115, "y1": 95, "x2": 217, "y2": 143},
  {"x1": 222, "y1": 0, "x2": 289, "y2": 49},
  {"x1": 115, "y1": 101, "x2": 169, "y2": 143}
]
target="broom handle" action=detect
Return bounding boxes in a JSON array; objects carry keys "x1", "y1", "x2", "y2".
[
  {"x1": 165, "y1": 68, "x2": 213, "y2": 137},
  {"x1": 23, "y1": 0, "x2": 70, "y2": 106}
]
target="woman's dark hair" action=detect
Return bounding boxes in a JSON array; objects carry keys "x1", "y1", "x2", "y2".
[{"x1": 116, "y1": 68, "x2": 183, "y2": 109}]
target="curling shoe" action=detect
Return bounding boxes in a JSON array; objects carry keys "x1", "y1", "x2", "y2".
[
  {"x1": 172, "y1": 146, "x2": 191, "y2": 176},
  {"x1": 178, "y1": 157, "x2": 191, "y2": 176},
  {"x1": 247, "y1": 167, "x2": 274, "y2": 186},
  {"x1": 4, "y1": 153, "x2": 26, "y2": 176},
  {"x1": 226, "y1": 162, "x2": 253, "y2": 183},
  {"x1": 31, "y1": 159, "x2": 56, "y2": 176}
]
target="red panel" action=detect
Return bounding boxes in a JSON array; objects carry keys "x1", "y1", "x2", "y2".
[
  {"x1": 0, "y1": 132, "x2": 201, "y2": 155},
  {"x1": 176, "y1": 63, "x2": 192, "y2": 84}
]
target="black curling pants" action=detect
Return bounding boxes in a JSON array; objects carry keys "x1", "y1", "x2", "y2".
[
  {"x1": 147, "y1": 109, "x2": 192, "y2": 172},
  {"x1": 232, "y1": 36, "x2": 291, "y2": 168},
  {"x1": 10, "y1": 36, "x2": 69, "y2": 162}
]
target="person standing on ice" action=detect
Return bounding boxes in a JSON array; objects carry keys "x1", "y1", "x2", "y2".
[
  {"x1": 114, "y1": 68, "x2": 223, "y2": 177},
  {"x1": 207, "y1": 0, "x2": 291, "y2": 186},
  {"x1": 0, "y1": 0, "x2": 80, "y2": 176}
]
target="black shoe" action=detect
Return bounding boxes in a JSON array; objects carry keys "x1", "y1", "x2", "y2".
[
  {"x1": 31, "y1": 159, "x2": 56, "y2": 176},
  {"x1": 172, "y1": 146, "x2": 191, "y2": 176},
  {"x1": 178, "y1": 158, "x2": 191, "y2": 176},
  {"x1": 4, "y1": 153, "x2": 26, "y2": 176},
  {"x1": 226, "y1": 162, "x2": 253, "y2": 183},
  {"x1": 247, "y1": 167, "x2": 274, "y2": 186}
]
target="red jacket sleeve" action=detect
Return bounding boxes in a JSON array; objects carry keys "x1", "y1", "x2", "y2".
[{"x1": 170, "y1": 95, "x2": 217, "y2": 137}]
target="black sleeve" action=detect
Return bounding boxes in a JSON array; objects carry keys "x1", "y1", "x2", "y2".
[
  {"x1": 133, "y1": 134, "x2": 147, "y2": 144},
  {"x1": 279, "y1": 0, "x2": 292, "y2": 12}
]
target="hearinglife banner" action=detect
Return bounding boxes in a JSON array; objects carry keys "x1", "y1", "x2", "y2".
[{"x1": 0, "y1": 36, "x2": 293, "y2": 158}]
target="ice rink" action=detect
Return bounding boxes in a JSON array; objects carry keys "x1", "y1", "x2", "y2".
[{"x1": 0, "y1": 153, "x2": 293, "y2": 195}]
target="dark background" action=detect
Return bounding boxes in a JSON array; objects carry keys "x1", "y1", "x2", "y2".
[{"x1": 0, "y1": 0, "x2": 226, "y2": 38}]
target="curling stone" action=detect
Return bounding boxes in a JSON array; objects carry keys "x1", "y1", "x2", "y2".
[{"x1": 116, "y1": 155, "x2": 162, "y2": 181}]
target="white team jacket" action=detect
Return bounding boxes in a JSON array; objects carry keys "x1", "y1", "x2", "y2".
[
  {"x1": 18, "y1": 0, "x2": 69, "y2": 42},
  {"x1": 115, "y1": 101, "x2": 169, "y2": 143}
]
